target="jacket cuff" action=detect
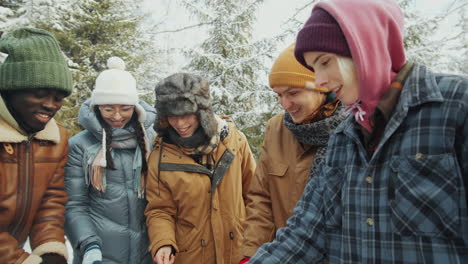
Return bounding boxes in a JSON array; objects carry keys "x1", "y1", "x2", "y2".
[
  {"x1": 21, "y1": 254, "x2": 42, "y2": 264},
  {"x1": 32, "y1": 241, "x2": 68, "y2": 260},
  {"x1": 78, "y1": 235, "x2": 102, "y2": 254},
  {"x1": 241, "y1": 246, "x2": 259, "y2": 258}
]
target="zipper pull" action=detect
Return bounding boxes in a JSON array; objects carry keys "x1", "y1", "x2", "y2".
[
  {"x1": 26, "y1": 135, "x2": 33, "y2": 153},
  {"x1": 26, "y1": 140, "x2": 31, "y2": 153}
]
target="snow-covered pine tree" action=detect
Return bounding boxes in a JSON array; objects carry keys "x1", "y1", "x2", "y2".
[
  {"x1": 399, "y1": 0, "x2": 467, "y2": 74},
  {"x1": 182, "y1": 0, "x2": 281, "y2": 158},
  {"x1": 5, "y1": 0, "x2": 163, "y2": 134},
  {"x1": 458, "y1": 5, "x2": 468, "y2": 74},
  {"x1": 275, "y1": 0, "x2": 466, "y2": 75},
  {"x1": 0, "y1": 0, "x2": 28, "y2": 31}
]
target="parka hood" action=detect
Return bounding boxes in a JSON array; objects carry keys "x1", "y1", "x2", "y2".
[{"x1": 313, "y1": 0, "x2": 406, "y2": 131}]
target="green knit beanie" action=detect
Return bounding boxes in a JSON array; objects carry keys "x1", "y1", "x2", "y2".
[{"x1": 0, "y1": 28, "x2": 73, "y2": 95}]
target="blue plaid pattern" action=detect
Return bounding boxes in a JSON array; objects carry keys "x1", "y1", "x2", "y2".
[{"x1": 249, "y1": 64, "x2": 468, "y2": 263}]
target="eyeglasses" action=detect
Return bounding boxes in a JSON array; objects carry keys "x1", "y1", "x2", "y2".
[{"x1": 98, "y1": 105, "x2": 135, "y2": 117}]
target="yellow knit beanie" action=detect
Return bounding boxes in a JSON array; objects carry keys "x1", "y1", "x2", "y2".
[{"x1": 269, "y1": 43, "x2": 315, "y2": 89}]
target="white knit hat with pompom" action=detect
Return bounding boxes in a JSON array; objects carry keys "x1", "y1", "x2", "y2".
[
  {"x1": 91, "y1": 56, "x2": 146, "y2": 122},
  {"x1": 92, "y1": 56, "x2": 138, "y2": 106}
]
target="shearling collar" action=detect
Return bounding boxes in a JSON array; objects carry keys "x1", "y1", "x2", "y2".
[{"x1": 0, "y1": 117, "x2": 61, "y2": 143}]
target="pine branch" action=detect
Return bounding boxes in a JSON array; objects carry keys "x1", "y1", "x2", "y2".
[{"x1": 146, "y1": 22, "x2": 211, "y2": 35}]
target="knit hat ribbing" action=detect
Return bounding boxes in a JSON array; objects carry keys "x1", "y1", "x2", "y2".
[
  {"x1": 269, "y1": 43, "x2": 316, "y2": 89},
  {"x1": 154, "y1": 73, "x2": 217, "y2": 139},
  {"x1": 271, "y1": 43, "x2": 337, "y2": 103},
  {"x1": 0, "y1": 28, "x2": 73, "y2": 95},
  {"x1": 295, "y1": 8, "x2": 351, "y2": 70}
]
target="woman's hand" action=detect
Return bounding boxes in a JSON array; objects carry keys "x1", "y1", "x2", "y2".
[{"x1": 154, "y1": 246, "x2": 175, "y2": 264}]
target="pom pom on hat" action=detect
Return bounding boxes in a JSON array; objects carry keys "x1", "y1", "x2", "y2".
[{"x1": 107, "y1": 56, "x2": 126, "y2": 70}]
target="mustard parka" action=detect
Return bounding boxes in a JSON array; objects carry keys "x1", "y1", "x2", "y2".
[
  {"x1": 242, "y1": 105, "x2": 344, "y2": 257},
  {"x1": 145, "y1": 119, "x2": 255, "y2": 264},
  {"x1": 242, "y1": 113, "x2": 315, "y2": 257}
]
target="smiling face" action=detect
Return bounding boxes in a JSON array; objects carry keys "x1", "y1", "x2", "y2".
[
  {"x1": 3, "y1": 88, "x2": 66, "y2": 134},
  {"x1": 98, "y1": 104, "x2": 135, "y2": 128},
  {"x1": 303, "y1": 52, "x2": 359, "y2": 105},
  {"x1": 167, "y1": 114, "x2": 200, "y2": 138},
  {"x1": 272, "y1": 86, "x2": 326, "y2": 124}
]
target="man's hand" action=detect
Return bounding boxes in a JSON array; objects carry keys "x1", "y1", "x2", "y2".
[{"x1": 154, "y1": 245, "x2": 175, "y2": 264}]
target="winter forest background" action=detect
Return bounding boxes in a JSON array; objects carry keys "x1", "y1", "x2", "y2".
[{"x1": 1, "y1": 0, "x2": 467, "y2": 159}]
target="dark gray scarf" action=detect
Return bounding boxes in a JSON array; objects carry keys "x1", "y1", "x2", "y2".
[
  {"x1": 283, "y1": 105, "x2": 346, "y2": 178},
  {"x1": 168, "y1": 126, "x2": 209, "y2": 149}
]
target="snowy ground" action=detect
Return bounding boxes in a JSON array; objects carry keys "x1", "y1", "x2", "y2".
[{"x1": 23, "y1": 237, "x2": 74, "y2": 263}]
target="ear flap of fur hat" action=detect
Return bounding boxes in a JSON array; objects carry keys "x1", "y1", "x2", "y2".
[
  {"x1": 198, "y1": 109, "x2": 217, "y2": 139},
  {"x1": 154, "y1": 73, "x2": 217, "y2": 138}
]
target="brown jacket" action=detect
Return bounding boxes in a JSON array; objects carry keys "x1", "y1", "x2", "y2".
[
  {"x1": 242, "y1": 113, "x2": 317, "y2": 257},
  {"x1": 145, "y1": 121, "x2": 256, "y2": 264},
  {"x1": 0, "y1": 118, "x2": 69, "y2": 264}
]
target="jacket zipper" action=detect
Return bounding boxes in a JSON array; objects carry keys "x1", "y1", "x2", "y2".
[
  {"x1": 201, "y1": 239, "x2": 206, "y2": 262},
  {"x1": 11, "y1": 138, "x2": 33, "y2": 238}
]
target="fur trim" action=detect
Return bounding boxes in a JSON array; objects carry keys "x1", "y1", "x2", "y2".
[
  {"x1": 32, "y1": 241, "x2": 68, "y2": 260},
  {"x1": 198, "y1": 109, "x2": 217, "y2": 139},
  {"x1": 0, "y1": 117, "x2": 60, "y2": 143},
  {"x1": 21, "y1": 253, "x2": 42, "y2": 264},
  {"x1": 154, "y1": 73, "x2": 217, "y2": 138}
]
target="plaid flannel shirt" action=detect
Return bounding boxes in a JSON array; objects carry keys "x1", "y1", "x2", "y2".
[{"x1": 249, "y1": 64, "x2": 468, "y2": 263}]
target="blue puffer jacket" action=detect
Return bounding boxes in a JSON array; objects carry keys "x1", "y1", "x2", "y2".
[{"x1": 65, "y1": 99, "x2": 156, "y2": 264}]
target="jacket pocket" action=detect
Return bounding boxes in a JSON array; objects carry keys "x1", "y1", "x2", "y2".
[
  {"x1": 389, "y1": 153, "x2": 461, "y2": 238},
  {"x1": 176, "y1": 239, "x2": 207, "y2": 263},
  {"x1": 175, "y1": 218, "x2": 198, "y2": 252},
  {"x1": 322, "y1": 165, "x2": 344, "y2": 229},
  {"x1": 267, "y1": 162, "x2": 288, "y2": 177}
]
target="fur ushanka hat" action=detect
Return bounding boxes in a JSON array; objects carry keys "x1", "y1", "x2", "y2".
[{"x1": 154, "y1": 73, "x2": 217, "y2": 139}]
